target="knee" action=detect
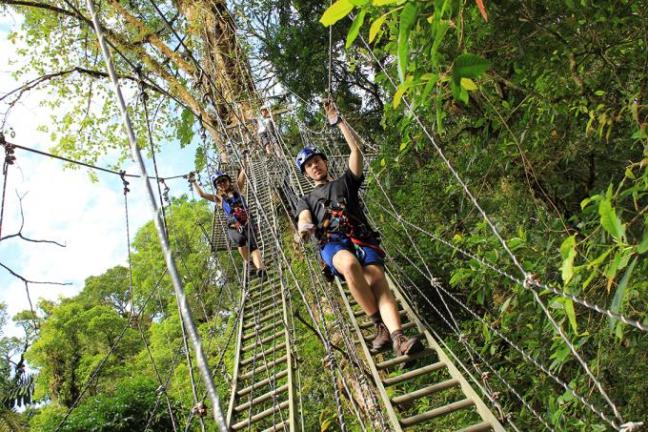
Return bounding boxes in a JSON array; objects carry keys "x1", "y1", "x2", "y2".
[
  {"x1": 334, "y1": 254, "x2": 361, "y2": 277},
  {"x1": 365, "y1": 265, "x2": 387, "y2": 287}
]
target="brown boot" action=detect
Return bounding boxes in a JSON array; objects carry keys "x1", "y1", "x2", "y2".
[
  {"x1": 371, "y1": 322, "x2": 391, "y2": 352},
  {"x1": 392, "y1": 331, "x2": 423, "y2": 358}
]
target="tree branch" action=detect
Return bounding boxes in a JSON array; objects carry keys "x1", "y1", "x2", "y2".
[
  {"x1": 0, "y1": 67, "x2": 163, "y2": 106},
  {"x1": 0, "y1": 192, "x2": 66, "y2": 247}
]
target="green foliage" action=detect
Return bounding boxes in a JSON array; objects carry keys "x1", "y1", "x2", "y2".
[{"x1": 28, "y1": 377, "x2": 175, "y2": 432}]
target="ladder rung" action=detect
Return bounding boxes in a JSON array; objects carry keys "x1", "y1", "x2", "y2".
[
  {"x1": 245, "y1": 301, "x2": 276, "y2": 318},
  {"x1": 237, "y1": 369, "x2": 289, "y2": 397},
  {"x1": 243, "y1": 320, "x2": 282, "y2": 341},
  {"x1": 247, "y1": 293, "x2": 281, "y2": 310},
  {"x1": 458, "y1": 421, "x2": 493, "y2": 432},
  {"x1": 243, "y1": 309, "x2": 282, "y2": 330},
  {"x1": 391, "y1": 379, "x2": 459, "y2": 405},
  {"x1": 239, "y1": 355, "x2": 288, "y2": 380},
  {"x1": 249, "y1": 278, "x2": 279, "y2": 291},
  {"x1": 377, "y1": 348, "x2": 434, "y2": 370},
  {"x1": 234, "y1": 383, "x2": 289, "y2": 412},
  {"x1": 240, "y1": 342, "x2": 287, "y2": 367},
  {"x1": 382, "y1": 361, "x2": 445, "y2": 386},
  {"x1": 261, "y1": 420, "x2": 290, "y2": 432},
  {"x1": 241, "y1": 330, "x2": 285, "y2": 353},
  {"x1": 400, "y1": 398, "x2": 475, "y2": 427},
  {"x1": 231, "y1": 400, "x2": 290, "y2": 430}
]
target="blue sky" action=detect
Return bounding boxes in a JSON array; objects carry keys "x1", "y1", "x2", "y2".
[{"x1": 0, "y1": 13, "x2": 201, "y2": 338}]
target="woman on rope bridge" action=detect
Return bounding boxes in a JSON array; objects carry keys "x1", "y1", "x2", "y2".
[
  {"x1": 256, "y1": 105, "x2": 278, "y2": 156},
  {"x1": 295, "y1": 100, "x2": 422, "y2": 358},
  {"x1": 189, "y1": 164, "x2": 267, "y2": 280}
]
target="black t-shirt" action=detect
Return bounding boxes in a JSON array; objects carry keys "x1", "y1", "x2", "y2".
[{"x1": 295, "y1": 169, "x2": 375, "y2": 241}]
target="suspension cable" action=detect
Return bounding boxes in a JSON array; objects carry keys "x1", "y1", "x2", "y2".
[
  {"x1": 85, "y1": 1, "x2": 227, "y2": 429},
  {"x1": 1, "y1": 139, "x2": 188, "y2": 181}
]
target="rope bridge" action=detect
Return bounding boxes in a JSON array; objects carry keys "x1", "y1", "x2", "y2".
[{"x1": 0, "y1": 0, "x2": 646, "y2": 431}]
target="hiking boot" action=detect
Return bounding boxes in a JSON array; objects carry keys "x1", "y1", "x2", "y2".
[
  {"x1": 392, "y1": 332, "x2": 423, "y2": 358},
  {"x1": 371, "y1": 322, "x2": 391, "y2": 352},
  {"x1": 256, "y1": 269, "x2": 267, "y2": 280}
]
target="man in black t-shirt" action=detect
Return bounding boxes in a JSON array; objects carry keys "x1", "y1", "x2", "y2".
[{"x1": 295, "y1": 101, "x2": 422, "y2": 358}]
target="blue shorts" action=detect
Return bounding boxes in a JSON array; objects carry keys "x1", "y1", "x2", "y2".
[{"x1": 320, "y1": 236, "x2": 384, "y2": 277}]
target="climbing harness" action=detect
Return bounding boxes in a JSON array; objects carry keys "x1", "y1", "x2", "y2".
[
  {"x1": 316, "y1": 198, "x2": 385, "y2": 259},
  {"x1": 222, "y1": 192, "x2": 249, "y2": 231}
]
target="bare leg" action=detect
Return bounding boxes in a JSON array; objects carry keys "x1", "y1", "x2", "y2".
[
  {"x1": 363, "y1": 265, "x2": 402, "y2": 333},
  {"x1": 238, "y1": 246, "x2": 250, "y2": 261},
  {"x1": 251, "y1": 249, "x2": 264, "y2": 269},
  {"x1": 332, "y1": 250, "x2": 378, "y2": 315}
]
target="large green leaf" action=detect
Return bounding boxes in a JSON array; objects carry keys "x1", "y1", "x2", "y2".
[
  {"x1": 637, "y1": 229, "x2": 648, "y2": 254},
  {"x1": 346, "y1": 10, "x2": 366, "y2": 48},
  {"x1": 564, "y1": 298, "x2": 578, "y2": 334},
  {"x1": 560, "y1": 235, "x2": 577, "y2": 284},
  {"x1": 608, "y1": 257, "x2": 637, "y2": 331},
  {"x1": 369, "y1": 13, "x2": 389, "y2": 43},
  {"x1": 452, "y1": 53, "x2": 490, "y2": 80},
  {"x1": 598, "y1": 197, "x2": 625, "y2": 243},
  {"x1": 320, "y1": 0, "x2": 354, "y2": 27},
  {"x1": 397, "y1": 3, "x2": 418, "y2": 82}
]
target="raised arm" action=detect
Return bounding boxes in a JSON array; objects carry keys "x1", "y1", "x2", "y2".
[
  {"x1": 324, "y1": 100, "x2": 363, "y2": 178},
  {"x1": 189, "y1": 172, "x2": 218, "y2": 203},
  {"x1": 237, "y1": 166, "x2": 247, "y2": 192}
]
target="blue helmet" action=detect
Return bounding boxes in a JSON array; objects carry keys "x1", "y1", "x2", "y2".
[
  {"x1": 295, "y1": 146, "x2": 327, "y2": 173},
  {"x1": 211, "y1": 170, "x2": 231, "y2": 185}
]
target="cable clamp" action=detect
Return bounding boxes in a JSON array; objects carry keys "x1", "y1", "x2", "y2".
[
  {"x1": 523, "y1": 272, "x2": 540, "y2": 288},
  {"x1": 191, "y1": 402, "x2": 208, "y2": 417},
  {"x1": 620, "y1": 422, "x2": 644, "y2": 432},
  {"x1": 159, "y1": 178, "x2": 170, "y2": 203},
  {"x1": 156, "y1": 385, "x2": 166, "y2": 394},
  {"x1": 119, "y1": 170, "x2": 130, "y2": 195}
]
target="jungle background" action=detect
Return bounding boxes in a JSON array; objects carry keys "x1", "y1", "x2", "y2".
[{"x1": 0, "y1": 0, "x2": 647, "y2": 431}]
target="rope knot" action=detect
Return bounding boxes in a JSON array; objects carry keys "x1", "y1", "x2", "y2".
[
  {"x1": 119, "y1": 170, "x2": 130, "y2": 195},
  {"x1": 523, "y1": 272, "x2": 540, "y2": 288},
  {"x1": 3, "y1": 143, "x2": 16, "y2": 167},
  {"x1": 191, "y1": 402, "x2": 208, "y2": 417},
  {"x1": 620, "y1": 422, "x2": 644, "y2": 432}
]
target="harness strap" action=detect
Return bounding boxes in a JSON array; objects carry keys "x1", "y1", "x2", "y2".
[{"x1": 349, "y1": 236, "x2": 386, "y2": 258}]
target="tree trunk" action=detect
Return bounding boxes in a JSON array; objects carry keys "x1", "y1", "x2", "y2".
[{"x1": 176, "y1": 1, "x2": 260, "y2": 139}]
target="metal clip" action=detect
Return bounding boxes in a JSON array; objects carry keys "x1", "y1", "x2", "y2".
[{"x1": 119, "y1": 170, "x2": 130, "y2": 194}]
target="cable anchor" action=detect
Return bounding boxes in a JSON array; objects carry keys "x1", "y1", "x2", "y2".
[
  {"x1": 159, "y1": 178, "x2": 170, "y2": 203},
  {"x1": 2, "y1": 136, "x2": 16, "y2": 175},
  {"x1": 119, "y1": 170, "x2": 130, "y2": 195}
]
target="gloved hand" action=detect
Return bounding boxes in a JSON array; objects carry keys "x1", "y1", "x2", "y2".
[
  {"x1": 297, "y1": 222, "x2": 315, "y2": 241},
  {"x1": 323, "y1": 99, "x2": 342, "y2": 126},
  {"x1": 188, "y1": 171, "x2": 197, "y2": 183}
]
